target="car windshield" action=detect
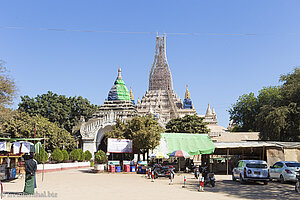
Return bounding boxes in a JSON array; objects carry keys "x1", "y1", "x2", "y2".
[
  {"x1": 286, "y1": 163, "x2": 300, "y2": 167},
  {"x1": 246, "y1": 163, "x2": 267, "y2": 168}
]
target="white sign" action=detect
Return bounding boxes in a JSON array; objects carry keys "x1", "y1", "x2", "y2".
[{"x1": 107, "y1": 138, "x2": 133, "y2": 153}]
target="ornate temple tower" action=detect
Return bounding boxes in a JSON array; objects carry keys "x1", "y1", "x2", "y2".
[
  {"x1": 137, "y1": 36, "x2": 196, "y2": 126},
  {"x1": 80, "y1": 67, "x2": 137, "y2": 154},
  {"x1": 149, "y1": 36, "x2": 173, "y2": 91}
]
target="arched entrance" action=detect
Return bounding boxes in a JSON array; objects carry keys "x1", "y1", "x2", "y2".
[{"x1": 95, "y1": 125, "x2": 112, "y2": 151}]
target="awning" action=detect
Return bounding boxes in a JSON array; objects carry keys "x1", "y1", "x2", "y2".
[{"x1": 154, "y1": 133, "x2": 215, "y2": 155}]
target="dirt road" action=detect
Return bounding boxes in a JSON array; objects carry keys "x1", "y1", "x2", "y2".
[{"x1": 2, "y1": 168, "x2": 299, "y2": 200}]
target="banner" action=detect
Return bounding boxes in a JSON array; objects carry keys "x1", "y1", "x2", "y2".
[{"x1": 107, "y1": 138, "x2": 133, "y2": 153}]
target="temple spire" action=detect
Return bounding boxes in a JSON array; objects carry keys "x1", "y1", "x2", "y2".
[
  {"x1": 118, "y1": 66, "x2": 122, "y2": 79},
  {"x1": 183, "y1": 84, "x2": 193, "y2": 109},
  {"x1": 185, "y1": 84, "x2": 191, "y2": 99},
  {"x1": 149, "y1": 35, "x2": 173, "y2": 91},
  {"x1": 206, "y1": 103, "x2": 212, "y2": 116},
  {"x1": 130, "y1": 86, "x2": 134, "y2": 100}
]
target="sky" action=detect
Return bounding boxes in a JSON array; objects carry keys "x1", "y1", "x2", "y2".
[{"x1": 0, "y1": 0, "x2": 299, "y2": 128}]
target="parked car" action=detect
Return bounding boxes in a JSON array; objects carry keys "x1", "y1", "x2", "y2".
[
  {"x1": 269, "y1": 161, "x2": 300, "y2": 183},
  {"x1": 232, "y1": 160, "x2": 269, "y2": 185}
]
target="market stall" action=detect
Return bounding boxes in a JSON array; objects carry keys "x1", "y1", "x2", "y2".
[{"x1": 0, "y1": 138, "x2": 44, "y2": 181}]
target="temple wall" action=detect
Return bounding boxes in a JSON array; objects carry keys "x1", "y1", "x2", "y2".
[{"x1": 82, "y1": 140, "x2": 97, "y2": 157}]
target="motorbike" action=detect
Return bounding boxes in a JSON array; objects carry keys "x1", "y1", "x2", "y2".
[
  {"x1": 201, "y1": 166, "x2": 216, "y2": 187},
  {"x1": 295, "y1": 171, "x2": 300, "y2": 193},
  {"x1": 194, "y1": 165, "x2": 200, "y2": 179},
  {"x1": 152, "y1": 164, "x2": 175, "y2": 179}
]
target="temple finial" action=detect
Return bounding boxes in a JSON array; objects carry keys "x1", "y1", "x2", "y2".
[
  {"x1": 130, "y1": 86, "x2": 134, "y2": 100},
  {"x1": 118, "y1": 66, "x2": 122, "y2": 79},
  {"x1": 185, "y1": 84, "x2": 191, "y2": 99}
]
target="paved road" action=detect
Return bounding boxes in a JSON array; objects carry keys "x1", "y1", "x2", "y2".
[{"x1": 2, "y1": 168, "x2": 299, "y2": 200}]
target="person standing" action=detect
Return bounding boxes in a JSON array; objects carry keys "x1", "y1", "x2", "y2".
[{"x1": 23, "y1": 153, "x2": 37, "y2": 195}]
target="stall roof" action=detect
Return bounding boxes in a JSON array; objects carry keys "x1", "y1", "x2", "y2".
[
  {"x1": 0, "y1": 138, "x2": 48, "y2": 142},
  {"x1": 157, "y1": 133, "x2": 215, "y2": 155},
  {"x1": 214, "y1": 141, "x2": 300, "y2": 149}
]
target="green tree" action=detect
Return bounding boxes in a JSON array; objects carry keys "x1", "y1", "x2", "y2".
[
  {"x1": 50, "y1": 148, "x2": 64, "y2": 163},
  {"x1": 0, "y1": 62, "x2": 17, "y2": 125},
  {"x1": 35, "y1": 147, "x2": 48, "y2": 164},
  {"x1": 70, "y1": 149, "x2": 80, "y2": 161},
  {"x1": 18, "y1": 91, "x2": 99, "y2": 134},
  {"x1": 84, "y1": 150, "x2": 92, "y2": 161},
  {"x1": 165, "y1": 114, "x2": 210, "y2": 133},
  {"x1": 2, "y1": 112, "x2": 75, "y2": 151},
  {"x1": 94, "y1": 150, "x2": 107, "y2": 164},
  {"x1": 229, "y1": 68, "x2": 300, "y2": 141},
  {"x1": 78, "y1": 149, "x2": 85, "y2": 162},
  {"x1": 257, "y1": 68, "x2": 300, "y2": 141},
  {"x1": 62, "y1": 149, "x2": 69, "y2": 162},
  {"x1": 105, "y1": 115, "x2": 163, "y2": 159},
  {"x1": 228, "y1": 93, "x2": 259, "y2": 131}
]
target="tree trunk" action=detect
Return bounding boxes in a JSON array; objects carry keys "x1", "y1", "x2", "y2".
[{"x1": 147, "y1": 149, "x2": 149, "y2": 162}]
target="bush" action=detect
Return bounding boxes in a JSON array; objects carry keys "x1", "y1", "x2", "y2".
[
  {"x1": 77, "y1": 149, "x2": 85, "y2": 162},
  {"x1": 50, "y1": 148, "x2": 63, "y2": 163},
  {"x1": 70, "y1": 149, "x2": 80, "y2": 161},
  {"x1": 94, "y1": 150, "x2": 107, "y2": 164},
  {"x1": 62, "y1": 149, "x2": 69, "y2": 161},
  {"x1": 84, "y1": 150, "x2": 92, "y2": 161},
  {"x1": 35, "y1": 147, "x2": 48, "y2": 164}
]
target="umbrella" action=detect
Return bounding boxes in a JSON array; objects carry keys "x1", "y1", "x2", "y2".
[
  {"x1": 169, "y1": 150, "x2": 190, "y2": 171},
  {"x1": 169, "y1": 150, "x2": 190, "y2": 158},
  {"x1": 150, "y1": 152, "x2": 169, "y2": 159}
]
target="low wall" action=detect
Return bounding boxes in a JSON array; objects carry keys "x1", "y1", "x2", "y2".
[{"x1": 36, "y1": 162, "x2": 90, "y2": 173}]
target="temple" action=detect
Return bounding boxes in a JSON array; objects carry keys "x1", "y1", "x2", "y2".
[
  {"x1": 80, "y1": 67, "x2": 136, "y2": 153},
  {"x1": 80, "y1": 36, "x2": 225, "y2": 155},
  {"x1": 136, "y1": 35, "x2": 196, "y2": 126}
]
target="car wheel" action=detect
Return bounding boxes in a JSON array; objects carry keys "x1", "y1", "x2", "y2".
[
  {"x1": 239, "y1": 174, "x2": 245, "y2": 184},
  {"x1": 232, "y1": 173, "x2": 236, "y2": 181},
  {"x1": 280, "y1": 175, "x2": 285, "y2": 184}
]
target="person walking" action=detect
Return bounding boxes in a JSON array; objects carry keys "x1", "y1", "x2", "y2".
[{"x1": 23, "y1": 153, "x2": 37, "y2": 195}]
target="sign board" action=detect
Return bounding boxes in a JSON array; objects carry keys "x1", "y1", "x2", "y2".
[
  {"x1": 108, "y1": 161, "x2": 120, "y2": 166},
  {"x1": 123, "y1": 161, "x2": 130, "y2": 165},
  {"x1": 107, "y1": 138, "x2": 133, "y2": 153},
  {"x1": 137, "y1": 161, "x2": 147, "y2": 166}
]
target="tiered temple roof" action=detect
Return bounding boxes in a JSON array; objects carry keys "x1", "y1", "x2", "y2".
[
  {"x1": 107, "y1": 67, "x2": 131, "y2": 101},
  {"x1": 90, "y1": 67, "x2": 136, "y2": 121}
]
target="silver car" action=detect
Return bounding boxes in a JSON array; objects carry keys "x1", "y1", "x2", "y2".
[
  {"x1": 232, "y1": 160, "x2": 269, "y2": 184},
  {"x1": 269, "y1": 161, "x2": 300, "y2": 183}
]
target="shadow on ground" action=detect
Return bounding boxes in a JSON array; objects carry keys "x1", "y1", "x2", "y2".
[
  {"x1": 78, "y1": 169, "x2": 94, "y2": 174},
  {"x1": 185, "y1": 178, "x2": 299, "y2": 200}
]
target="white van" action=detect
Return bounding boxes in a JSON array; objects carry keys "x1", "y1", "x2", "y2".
[{"x1": 232, "y1": 160, "x2": 269, "y2": 184}]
